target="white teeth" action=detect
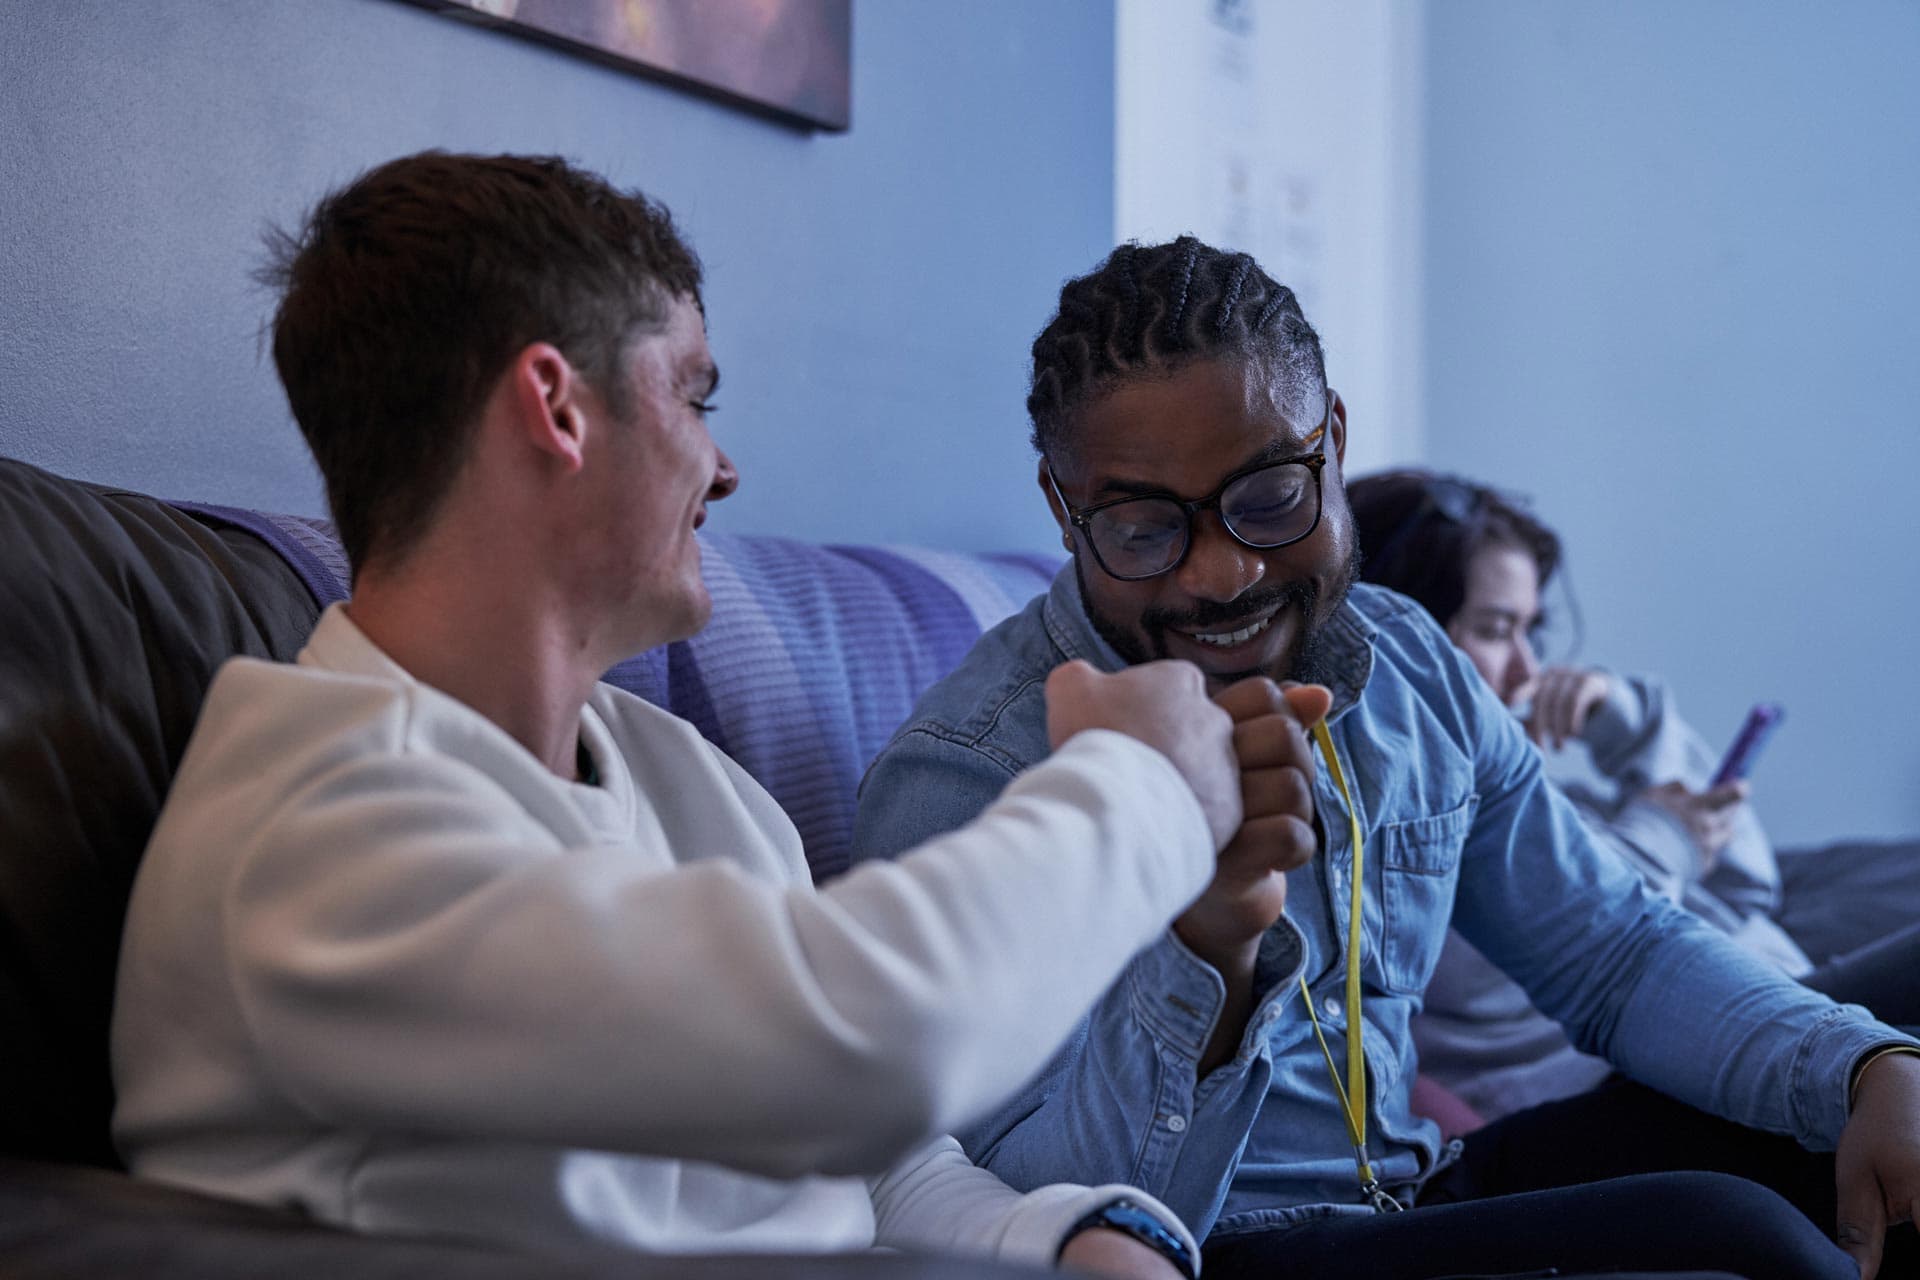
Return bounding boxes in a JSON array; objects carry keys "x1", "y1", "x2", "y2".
[{"x1": 1193, "y1": 615, "x2": 1273, "y2": 647}]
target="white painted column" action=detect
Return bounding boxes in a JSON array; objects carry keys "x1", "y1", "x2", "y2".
[{"x1": 1116, "y1": 0, "x2": 1425, "y2": 475}]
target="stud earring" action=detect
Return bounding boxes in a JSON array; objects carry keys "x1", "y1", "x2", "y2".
[{"x1": 1061, "y1": 532, "x2": 1075, "y2": 551}]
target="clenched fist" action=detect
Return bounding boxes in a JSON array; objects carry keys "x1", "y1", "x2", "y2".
[
  {"x1": 1045, "y1": 659, "x2": 1242, "y2": 850},
  {"x1": 1172, "y1": 677, "x2": 1332, "y2": 975}
]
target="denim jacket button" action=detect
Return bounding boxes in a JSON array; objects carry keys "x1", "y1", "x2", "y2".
[
  {"x1": 1165, "y1": 1114, "x2": 1187, "y2": 1133},
  {"x1": 1322, "y1": 996, "x2": 1342, "y2": 1019}
]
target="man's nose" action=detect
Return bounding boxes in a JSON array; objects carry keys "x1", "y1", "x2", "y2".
[
  {"x1": 708, "y1": 447, "x2": 740, "y2": 502},
  {"x1": 1170, "y1": 511, "x2": 1264, "y2": 603}
]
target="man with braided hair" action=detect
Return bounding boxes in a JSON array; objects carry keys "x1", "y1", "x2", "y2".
[{"x1": 852, "y1": 236, "x2": 1920, "y2": 1279}]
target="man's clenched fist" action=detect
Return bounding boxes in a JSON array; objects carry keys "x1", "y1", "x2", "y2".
[
  {"x1": 1045, "y1": 658, "x2": 1242, "y2": 850},
  {"x1": 1173, "y1": 677, "x2": 1332, "y2": 974}
]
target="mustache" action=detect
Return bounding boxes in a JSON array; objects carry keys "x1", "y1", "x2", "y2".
[{"x1": 1143, "y1": 580, "x2": 1313, "y2": 634}]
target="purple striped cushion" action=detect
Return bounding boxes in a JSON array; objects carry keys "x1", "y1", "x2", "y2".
[{"x1": 177, "y1": 504, "x2": 1056, "y2": 882}]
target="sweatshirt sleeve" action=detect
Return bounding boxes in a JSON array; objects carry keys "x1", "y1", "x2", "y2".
[
  {"x1": 853, "y1": 714, "x2": 1300, "y2": 1240},
  {"x1": 867, "y1": 1136, "x2": 1197, "y2": 1271},
  {"x1": 1576, "y1": 670, "x2": 1780, "y2": 914},
  {"x1": 1589, "y1": 792, "x2": 1708, "y2": 902},
  {"x1": 223, "y1": 726, "x2": 1214, "y2": 1182},
  {"x1": 1579, "y1": 671, "x2": 1702, "y2": 790}
]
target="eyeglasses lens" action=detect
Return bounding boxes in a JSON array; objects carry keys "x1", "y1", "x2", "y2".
[
  {"x1": 1087, "y1": 502, "x2": 1187, "y2": 578},
  {"x1": 1086, "y1": 462, "x2": 1319, "y2": 579},
  {"x1": 1429, "y1": 481, "x2": 1481, "y2": 525},
  {"x1": 1221, "y1": 463, "x2": 1317, "y2": 545}
]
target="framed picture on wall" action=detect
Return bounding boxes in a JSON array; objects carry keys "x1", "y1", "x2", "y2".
[{"x1": 405, "y1": 0, "x2": 851, "y2": 132}]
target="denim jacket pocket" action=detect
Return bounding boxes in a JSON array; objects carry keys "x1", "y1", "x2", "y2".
[{"x1": 1378, "y1": 797, "x2": 1477, "y2": 994}]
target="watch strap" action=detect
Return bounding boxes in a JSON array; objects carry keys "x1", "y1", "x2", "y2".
[{"x1": 1060, "y1": 1197, "x2": 1198, "y2": 1279}]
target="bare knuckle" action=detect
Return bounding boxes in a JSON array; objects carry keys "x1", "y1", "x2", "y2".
[
  {"x1": 1236, "y1": 812, "x2": 1309, "y2": 851},
  {"x1": 1279, "y1": 816, "x2": 1318, "y2": 864}
]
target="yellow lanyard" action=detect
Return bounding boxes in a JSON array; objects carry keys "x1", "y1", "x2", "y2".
[{"x1": 1299, "y1": 720, "x2": 1403, "y2": 1213}]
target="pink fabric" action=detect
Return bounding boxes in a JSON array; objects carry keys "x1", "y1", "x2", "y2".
[{"x1": 1410, "y1": 1074, "x2": 1485, "y2": 1139}]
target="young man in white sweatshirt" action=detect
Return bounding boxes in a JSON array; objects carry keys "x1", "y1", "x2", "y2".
[{"x1": 109, "y1": 153, "x2": 1325, "y2": 1278}]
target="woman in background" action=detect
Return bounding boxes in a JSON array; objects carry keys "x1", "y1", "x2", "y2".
[{"x1": 1348, "y1": 469, "x2": 1920, "y2": 1122}]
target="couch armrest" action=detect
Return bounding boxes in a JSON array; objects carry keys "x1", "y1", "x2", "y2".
[{"x1": 0, "y1": 1158, "x2": 1050, "y2": 1280}]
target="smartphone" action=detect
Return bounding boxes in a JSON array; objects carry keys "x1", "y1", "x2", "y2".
[{"x1": 1710, "y1": 702, "x2": 1784, "y2": 788}]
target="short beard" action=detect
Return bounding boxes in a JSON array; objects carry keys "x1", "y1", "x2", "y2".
[{"x1": 1076, "y1": 541, "x2": 1359, "y2": 687}]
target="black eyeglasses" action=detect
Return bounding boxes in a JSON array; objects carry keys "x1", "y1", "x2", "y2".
[
  {"x1": 1047, "y1": 390, "x2": 1336, "y2": 582},
  {"x1": 1364, "y1": 477, "x2": 1486, "y2": 573}
]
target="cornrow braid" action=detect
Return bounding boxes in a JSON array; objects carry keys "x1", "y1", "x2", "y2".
[
  {"x1": 1168, "y1": 237, "x2": 1200, "y2": 333},
  {"x1": 1027, "y1": 235, "x2": 1326, "y2": 458},
  {"x1": 1217, "y1": 257, "x2": 1254, "y2": 337},
  {"x1": 1118, "y1": 244, "x2": 1143, "y2": 353}
]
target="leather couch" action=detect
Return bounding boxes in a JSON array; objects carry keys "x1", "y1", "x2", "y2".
[
  {"x1": 0, "y1": 454, "x2": 1059, "y2": 1278},
  {"x1": 0, "y1": 456, "x2": 1756, "y2": 1280}
]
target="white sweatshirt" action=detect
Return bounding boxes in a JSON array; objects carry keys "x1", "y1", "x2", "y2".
[{"x1": 112, "y1": 605, "x2": 1210, "y2": 1266}]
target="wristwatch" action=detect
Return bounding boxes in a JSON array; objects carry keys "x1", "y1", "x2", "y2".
[{"x1": 1060, "y1": 1197, "x2": 1198, "y2": 1279}]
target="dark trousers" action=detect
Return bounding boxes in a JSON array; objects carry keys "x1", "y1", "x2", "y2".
[
  {"x1": 1802, "y1": 917, "x2": 1920, "y2": 1026},
  {"x1": 1203, "y1": 1076, "x2": 1918, "y2": 1280},
  {"x1": 1205, "y1": 918, "x2": 1920, "y2": 1279}
]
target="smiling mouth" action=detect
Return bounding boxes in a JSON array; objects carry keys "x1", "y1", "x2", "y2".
[
  {"x1": 1189, "y1": 614, "x2": 1274, "y2": 648},
  {"x1": 1169, "y1": 601, "x2": 1288, "y2": 653}
]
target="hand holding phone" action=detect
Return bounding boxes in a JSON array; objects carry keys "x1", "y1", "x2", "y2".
[{"x1": 1711, "y1": 702, "x2": 1784, "y2": 788}]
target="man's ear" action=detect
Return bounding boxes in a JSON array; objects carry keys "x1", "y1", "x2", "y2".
[
  {"x1": 1036, "y1": 458, "x2": 1075, "y2": 549},
  {"x1": 509, "y1": 342, "x2": 590, "y2": 472},
  {"x1": 1329, "y1": 388, "x2": 1348, "y2": 471}
]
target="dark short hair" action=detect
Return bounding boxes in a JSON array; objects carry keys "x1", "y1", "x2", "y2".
[
  {"x1": 1347, "y1": 469, "x2": 1562, "y2": 626},
  {"x1": 1027, "y1": 235, "x2": 1326, "y2": 460},
  {"x1": 259, "y1": 151, "x2": 703, "y2": 575}
]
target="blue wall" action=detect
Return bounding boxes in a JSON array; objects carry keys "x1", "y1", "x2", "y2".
[
  {"x1": 1425, "y1": 1, "x2": 1920, "y2": 844},
  {"x1": 16, "y1": 2, "x2": 1911, "y2": 844},
  {"x1": 0, "y1": 0, "x2": 1112, "y2": 552}
]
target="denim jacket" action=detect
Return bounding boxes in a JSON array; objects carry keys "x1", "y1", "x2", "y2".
[{"x1": 851, "y1": 568, "x2": 1915, "y2": 1241}]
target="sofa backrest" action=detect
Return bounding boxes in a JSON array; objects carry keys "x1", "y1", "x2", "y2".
[
  {"x1": 181, "y1": 501, "x2": 1059, "y2": 881},
  {"x1": 607, "y1": 538, "x2": 1058, "y2": 879},
  {"x1": 0, "y1": 456, "x2": 1057, "y2": 1167},
  {"x1": 0, "y1": 459, "x2": 323, "y2": 1165}
]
